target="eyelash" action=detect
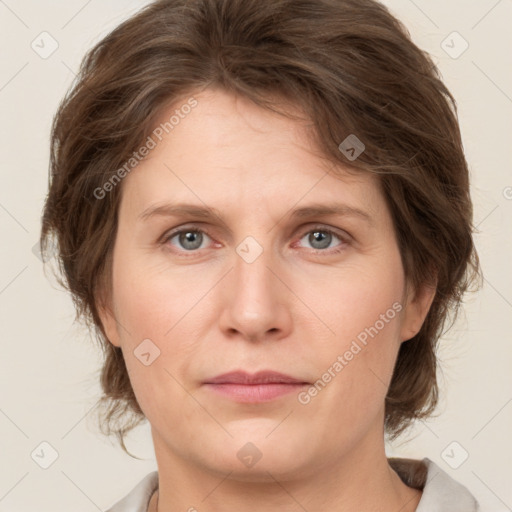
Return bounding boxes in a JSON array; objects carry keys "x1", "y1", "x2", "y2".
[{"x1": 160, "y1": 224, "x2": 350, "y2": 257}]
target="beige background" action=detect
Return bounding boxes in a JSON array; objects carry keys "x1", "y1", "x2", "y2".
[{"x1": 0, "y1": 0, "x2": 511, "y2": 510}]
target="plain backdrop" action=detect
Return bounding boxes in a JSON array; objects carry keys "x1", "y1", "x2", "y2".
[{"x1": 0, "y1": 1, "x2": 511, "y2": 510}]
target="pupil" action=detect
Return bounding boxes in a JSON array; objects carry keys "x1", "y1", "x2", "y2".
[
  {"x1": 311, "y1": 231, "x2": 330, "y2": 249},
  {"x1": 180, "y1": 231, "x2": 202, "y2": 250}
]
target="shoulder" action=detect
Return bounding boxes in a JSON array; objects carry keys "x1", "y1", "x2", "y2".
[
  {"x1": 105, "y1": 460, "x2": 483, "y2": 512},
  {"x1": 105, "y1": 471, "x2": 159, "y2": 512},
  {"x1": 388, "y1": 456, "x2": 482, "y2": 511}
]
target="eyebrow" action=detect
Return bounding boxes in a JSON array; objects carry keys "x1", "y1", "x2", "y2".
[{"x1": 138, "y1": 202, "x2": 373, "y2": 225}]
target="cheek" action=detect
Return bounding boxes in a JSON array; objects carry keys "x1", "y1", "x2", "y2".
[
  {"x1": 112, "y1": 282, "x2": 194, "y2": 424},
  {"x1": 294, "y1": 252, "x2": 405, "y2": 414},
  {"x1": 112, "y1": 248, "x2": 211, "y2": 341},
  {"x1": 109, "y1": 250, "x2": 224, "y2": 414},
  {"x1": 297, "y1": 254, "x2": 405, "y2": 349}
]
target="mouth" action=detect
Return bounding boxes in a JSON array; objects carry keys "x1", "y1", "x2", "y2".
[{"x1": 202, "y1": 370, "x2": 310, "y2": 403}]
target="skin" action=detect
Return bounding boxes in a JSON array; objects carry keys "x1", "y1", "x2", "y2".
[{"x1": 99, "y1": 87, "x2": 435, "y2": 512}]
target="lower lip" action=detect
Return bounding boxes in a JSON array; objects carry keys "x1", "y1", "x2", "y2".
[{"x1": 203, "y1": 383, "x2": 308, "y2": 403}]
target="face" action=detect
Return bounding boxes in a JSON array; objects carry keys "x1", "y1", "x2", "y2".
[{"x1": 99, "y1": 87, "x2": 433, "y2": 481}]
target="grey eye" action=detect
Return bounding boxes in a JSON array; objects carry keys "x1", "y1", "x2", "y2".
[
  {"x1": 172, "y1": 230, "x2": 207, "y2": 251},
  {"x1": 308, "y1": 230, "x2": 333, "y2": 250}
]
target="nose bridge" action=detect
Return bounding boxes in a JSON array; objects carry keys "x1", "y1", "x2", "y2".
[
  {"x1": 218, "y1": 234, "x2": 291, "y2": 340},
  {"x1": 233, "y1": 236, "x2": 277, "y2": 310}
]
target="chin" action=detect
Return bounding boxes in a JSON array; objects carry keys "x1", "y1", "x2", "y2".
[{"x1": 197, "y1": 437, "x2": 316, "y2": 482}]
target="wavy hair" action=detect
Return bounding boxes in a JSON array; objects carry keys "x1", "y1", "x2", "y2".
[{"x1": 40, "y1": 0, "x2": 481, "y2": 456}]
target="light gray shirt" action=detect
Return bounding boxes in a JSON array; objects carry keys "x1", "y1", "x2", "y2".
[{"x1": 105, "y1": 457, "x2": 481, "y2": 511}]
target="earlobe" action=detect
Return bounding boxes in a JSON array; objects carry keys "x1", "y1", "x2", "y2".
[
  {"x1": 96, "y1": 297, "x2": 121, "y2": 347},
  {"x1": 400, "y1": 281, "x2": 437, "y2": 342}
]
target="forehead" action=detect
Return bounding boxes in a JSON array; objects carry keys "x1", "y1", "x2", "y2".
[{"x1": 118, "y1": 87, "x2": 383, "y2": 223}]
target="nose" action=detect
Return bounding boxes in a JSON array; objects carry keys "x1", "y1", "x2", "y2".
[{"x1": 217, "y1": 243, "x2": 293, "y2": 343}]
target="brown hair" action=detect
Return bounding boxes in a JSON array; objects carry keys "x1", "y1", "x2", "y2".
[{"x1": 40, "y1": 0, "x2": 481, "y2": 455}]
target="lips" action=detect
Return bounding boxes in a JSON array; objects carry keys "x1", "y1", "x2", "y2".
[
  {"x1": 203, "y1": 370, "x2": 309, "y2": 385},
  {"x1": 202, "y1": 371, "x2": 310, "y2": 403}
]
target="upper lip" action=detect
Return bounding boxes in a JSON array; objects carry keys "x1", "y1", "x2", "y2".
[{"x1": 203, "y1": 370, "x2": 309, "y2": 385}]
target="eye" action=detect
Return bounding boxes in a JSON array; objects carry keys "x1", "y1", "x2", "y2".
[
  {"x1": 163, "y1": 227, "x2": 213, "y2": 252},
  {"x1": 296, "y1": 226, "x2": 349, "y2": 253},
  {"x1": 160, "y1": 224, "x2": 350, "y2": 256}
]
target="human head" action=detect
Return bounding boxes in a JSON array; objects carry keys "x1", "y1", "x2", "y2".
[{"x1": 40, "y1": 0, "x2": 480, "y2": 456}]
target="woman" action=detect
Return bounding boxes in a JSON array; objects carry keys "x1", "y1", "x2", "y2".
[{"x1": 40, "y1": 0, "x2": 482, "y2": 510}]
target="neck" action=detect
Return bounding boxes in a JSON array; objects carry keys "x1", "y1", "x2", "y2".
[
  {"x1": 148, "y1": 489, "x2": 158, "y2": 512},
  {"x1": 149, "y1": 431, "x2": 422, "y2": 512}
]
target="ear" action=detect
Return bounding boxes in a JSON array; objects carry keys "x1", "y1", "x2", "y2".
[
  {"x1": 399, "y1": 280, "x2": 437, "y2": 342},
  {"x1": 96, "y1": 292, "x2": 121, "y2": 348}
]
